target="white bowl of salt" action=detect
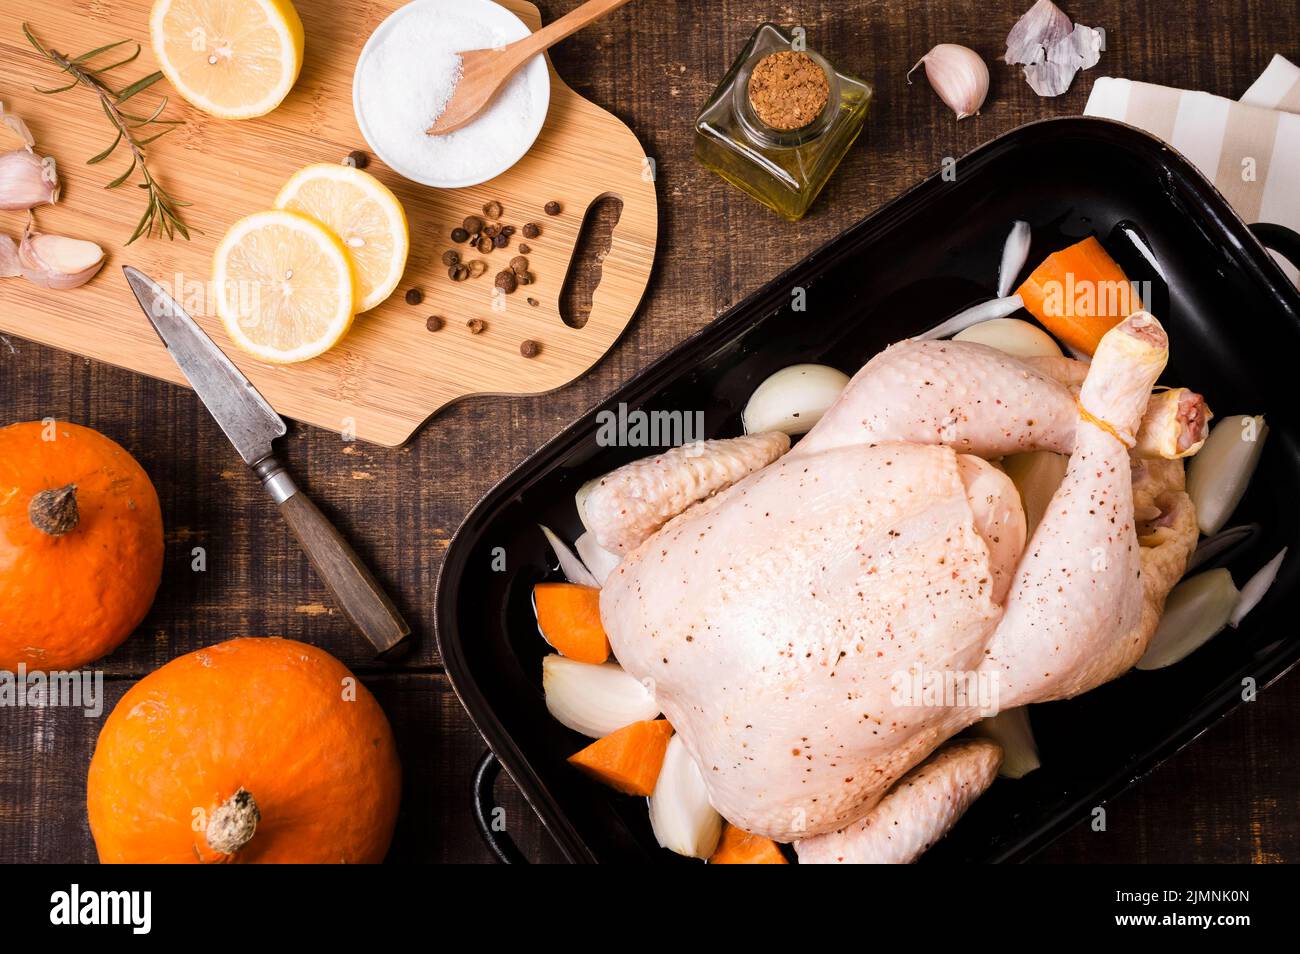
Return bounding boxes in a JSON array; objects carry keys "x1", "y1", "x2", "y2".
[{"x1": 353, "y1": 0, "x2": 551, "y2": 188}]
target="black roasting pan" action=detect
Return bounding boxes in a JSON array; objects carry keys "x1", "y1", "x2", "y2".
[{"x1": 436, "y1": 117, "x2": 1300, "y2": 863}]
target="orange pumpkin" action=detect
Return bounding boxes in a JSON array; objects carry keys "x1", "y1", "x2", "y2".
[
  {"x1": 87, "y1": 637, "x2": 402, "y2": 863},
  {"x1": 0, "y1": 421, "x2": 164, "y2": 671}
]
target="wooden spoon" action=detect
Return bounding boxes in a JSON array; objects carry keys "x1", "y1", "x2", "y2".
[{"x1": 427, "y1": 0, "x2": 636, "y2": 135}]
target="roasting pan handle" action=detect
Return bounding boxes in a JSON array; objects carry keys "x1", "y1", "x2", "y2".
[
  {"x1": 1250, "y1": 223, "x2": 1300, "y2": 271},
  {"x1": 473, "y1": 750, "x2": 531, "y2": 864}
]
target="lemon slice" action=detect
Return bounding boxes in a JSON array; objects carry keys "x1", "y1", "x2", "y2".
[
  {"x1": 274, "y1": 164, "x2": 409, "y2": 312},
  {"x1": 150, "y1": 0, "x2": 305, "y2": 119},
  {"x1": 213, "y1": 210, "x2": 355, "y2": 364}
]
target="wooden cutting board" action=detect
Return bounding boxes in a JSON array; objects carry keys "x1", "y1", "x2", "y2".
[{"x1": 0, "y1": 0, "x2": 657, "y2": 446}]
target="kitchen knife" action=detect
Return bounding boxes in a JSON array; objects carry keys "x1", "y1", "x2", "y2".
[{"x1": 122, "y1": 266, "x2": 411, "y2": 656}]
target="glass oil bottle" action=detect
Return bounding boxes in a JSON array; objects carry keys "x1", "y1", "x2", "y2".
[{"x1": 694, "y1": 23, "x2": 872, "y2": 221}]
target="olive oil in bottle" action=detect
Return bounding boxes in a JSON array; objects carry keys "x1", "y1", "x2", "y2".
[{"x1": 694, "y1": 24, "x2": 872, "y2": 221}]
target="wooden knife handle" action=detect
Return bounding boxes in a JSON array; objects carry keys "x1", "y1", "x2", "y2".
[{"x1": 265, "y1": 466, "x2": 411, "y2": 656}]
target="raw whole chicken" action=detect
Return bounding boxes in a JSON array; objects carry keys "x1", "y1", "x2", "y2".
[{"x1": 587, "y1": 313, "x2": 1207, "y2": 862}]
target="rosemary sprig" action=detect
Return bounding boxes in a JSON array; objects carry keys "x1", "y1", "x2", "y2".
[{"x1": 22, "y1": 23, "x2": 191, "y2": 244}]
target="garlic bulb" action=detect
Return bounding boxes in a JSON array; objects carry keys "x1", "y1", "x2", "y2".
[
  {"x1": 0, "y1": 149, "x2": 59, "y2": 211},
  {"x1": 907, "y1": 44, "x2": 989, "y2": 120},
  {"x1": 18, "y1": 228, "x2": 105, "y2": 290}
]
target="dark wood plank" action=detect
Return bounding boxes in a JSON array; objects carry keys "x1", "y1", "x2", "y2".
[{"x1": 2, "y1": 0, "x2": 1298, "y2": 862}]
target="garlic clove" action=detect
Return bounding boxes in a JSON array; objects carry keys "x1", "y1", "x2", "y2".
[
  {"x1": 0, "y1": 101, "x2": 36, "y2": 151},
  {"x1": 0, "y1": 234, "x2": 20, "y2": 278},
  {"x1": 18, "y1": 229, "x2": 106, "y2": 290},
  {"x1": 0, "y1": 149, "x2": 59, "y2": 211},
  {"x1": 908, "y1": 44, "x2": 989, "y2": 120}
]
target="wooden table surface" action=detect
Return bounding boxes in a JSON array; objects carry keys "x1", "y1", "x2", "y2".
[{"x1": 2, "y1": 0, "x2": 1298, "y2": 864}]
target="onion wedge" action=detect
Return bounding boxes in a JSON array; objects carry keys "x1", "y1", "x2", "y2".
[
  {"x1": 1186, "y1": 415, "x2": 1268, "y2": 535},
  {"x1": 648, "y1": 733, "x2": 723, "y2": 859},
  {"x1": 1229, "y1": 548, "x2": 1287, "y2": 628},
  {"x1": 575, "y1": 531, "x2": 620, "y2": 586},
  {"x1": 916, "y1": 295, "x2": 1024, "y2": 340},
  {"x1": 542, "y1": 656, "x2": 659, "y2": 738},
  {"x1": 971, "y1": 706, "x2": 1040, "y2": 778},
  {"x1": 1137, "y1": 569, "x2": 1241, "y2": 670},
  {"x1": 742, "y1": 364, "x2": 850, "y2": 436},
  {"x1": 539, "y1": 524, "x2": 599, "y2": 589},
  {"x1": 997, "y1": 220, "x2": 1031, "y2": 297}
]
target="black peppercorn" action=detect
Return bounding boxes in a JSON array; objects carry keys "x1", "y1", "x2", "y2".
[
  {"x1": 494, "y1": 270, "x2": 518, "y2": 293},
  {"x1": 463, "y1": 215, "x2": 484, "y2": 234},
  {"x1": 344, "y1": 150, "x2": 369, "y2": 169},
  {"x1": 518, "y1": 271, "x2": 534, "y2": 285},
  {"x1": 520, "y1": 339, "x2": 540, "y2": 358},
  {"x1": 522, "y1": 222, "x2": 540, "y2": 238},
  {"x1": 426, "y1": 315, "x2": 444, "y2": 332},
  {"x1": 451, "y1": 227, "x2": 469, "y2": 243},
  {"x1": 405, "y1": 288, "x2": 423, "y2": 305},
  {"x1": 509, "y1": 255, "x2": 529, "y2": 274},
  {"x1": 544, "y1": 201, "x2": 561, "y2": 216},
  {"x1": 442, "y1": 250, "x2": 460, "y2": 267},
  {"x1": 493, "y1": 233, "x2": 508, "y2": 249},
  {"x1": 518, "y1": 243, "x2": 531, "y2": 255}
]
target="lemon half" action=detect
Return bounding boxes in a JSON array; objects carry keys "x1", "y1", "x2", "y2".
[
  {"x1": 274, "y1": 164, "x2": 409, "y2": 312},
  {"x1": 213, "y1": 210, "x2": 355, "y2": 364},
  {"x1": 150, "y1": 0, "x2": 305, "y2": 119}
]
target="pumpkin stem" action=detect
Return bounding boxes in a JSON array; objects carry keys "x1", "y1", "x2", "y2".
[
  {"x1": 206, "y1": 789, "x2": 261, "y2": 855},
  {"x1": 28, "y1": 484, "x2": 79, "y2": 537}
]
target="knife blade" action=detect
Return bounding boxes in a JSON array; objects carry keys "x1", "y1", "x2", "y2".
[{"x1": 123, "y1": 266, "x2": 411, "y2": 656}]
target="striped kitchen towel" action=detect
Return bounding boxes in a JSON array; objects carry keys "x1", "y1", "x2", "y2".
[{"x1": 1084, "y1": 56, "x2": 1300, "y2": 284}]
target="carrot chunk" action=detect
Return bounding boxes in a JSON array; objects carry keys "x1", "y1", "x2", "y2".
[
  {"x1": 567, "y1": 719, "x2": 674, "y2": 795},
  {"x1": 709, "y1": 823, "x2": 789, "y2": 864},
  {"x1": 1014, "y1": 235, "x2": 1141, "y2": 356},
  {"x1": 535, "y1": 582, "x2": 610, "y2": 664}
]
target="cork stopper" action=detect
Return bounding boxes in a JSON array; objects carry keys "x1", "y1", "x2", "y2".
[{"x1": 747, "y1": 51, "x2": 830, "y2": 131}]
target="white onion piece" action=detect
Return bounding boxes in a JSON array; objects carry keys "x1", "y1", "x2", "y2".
[
  {"x1": 1187, "y1": 523, "x2": 1259, "y2": 573},
  {"x1": 575, "y1": 531, "x2": 620, "y2": 586},
  {"x1": 648, "y1": 734, "x2": 722, "y2": 859},
  {"x1": 1001, "y1": 450, "x2": 1068, "y2": 537},
  {"x1": 1137, "y1": 569, "x2": 1241, "y2": 670},
  {"x1": 1229, "y1": 548, "x2": 1287, "y2": 628},
  {"x1": 997, "y1": 220, "x2": 1031, "y2": 296},
  {"x1": 916, "y1": 295, "x2": 1024, "y2": 340},
  {"x1": 1186, "y1": 415, "x2": 1268, "y2": 535},
  {"x1": 542, "y1": 656, "x2": 659, "y2": 738},
  {"x1": 574, "y1": 476, "x2": 602, "y2": 534},
  {"x1": 953, "y1": 317, "x2": 1062, "y2": 359},
  {"x1": 971, "y1": 707, "x2": 1040, "y2": 778},
  {"x1": 539, "y1": 524, "x2": 599, "y2": 588},
  {"x1": 742, "y1": 363, "x2": 850, "y2": 436}
]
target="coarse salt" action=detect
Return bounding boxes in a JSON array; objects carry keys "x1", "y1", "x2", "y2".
[{"x1": 355, "y1": 0, "x2": 539, "y2": 185}]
